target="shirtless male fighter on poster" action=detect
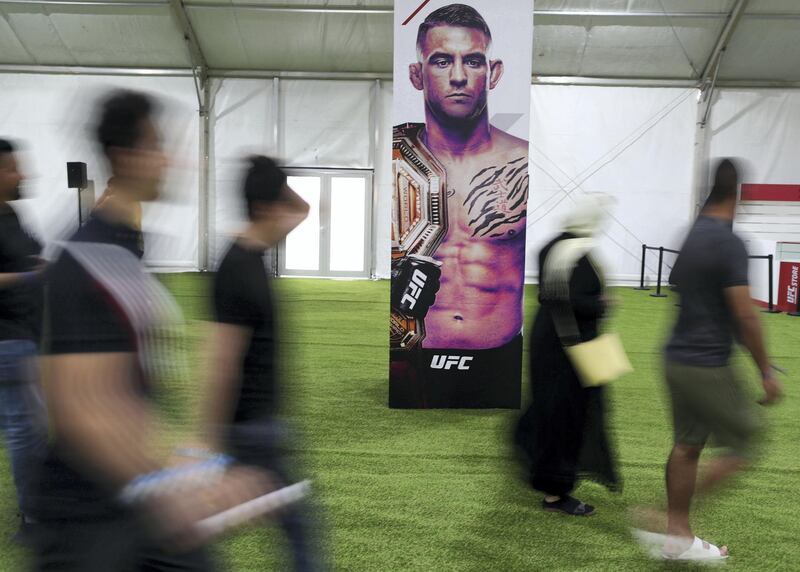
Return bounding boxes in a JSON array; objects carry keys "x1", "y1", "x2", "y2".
[{"x1": 390, "y1": 3, "x2": 529, "y2": 407}]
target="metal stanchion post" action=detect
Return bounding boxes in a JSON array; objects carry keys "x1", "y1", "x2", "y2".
[
  {"x1": 763, "y1": 255, "x2": 781, "y2": 313},
  {"x1": 634, "y1": 244, "x2": 650, "y2": 290},
  {"x1": 650, "y1": 247, "x2": 668, "y2": 298}
]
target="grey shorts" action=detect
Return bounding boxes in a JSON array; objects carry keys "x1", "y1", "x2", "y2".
[{"x1": 664, "y1": 360, "x2": 762, "y2": 459}]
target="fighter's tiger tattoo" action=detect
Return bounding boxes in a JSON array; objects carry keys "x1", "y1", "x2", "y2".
[{"x1": 463, "y1": 156, "x2": 528, "y2": 238}]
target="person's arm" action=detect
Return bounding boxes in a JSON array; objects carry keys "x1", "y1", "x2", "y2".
[
  {"x1": 198, "y1": 262, "x2": 258, "y2": 449},
  {"x1": 721, "y1": 237, "x2": 783, "y2": 405},
  {"x1": 569, "y1": 256, "x2": 605, "y2": 319},
  {"x1": 0, "y1": 256, "x2": 45, "y2": 288},
  {"x1": 724, "y1": 285, "x2": 783, "y2": 404},
  {"x1": 200, "y1": 322, "x2": 252, "y2": 449},
  {"x1": 280, "y1": 182, "x2": 310, "y2": 217},
  {"x1": 0, "y1": 272, "x2": 34, "y2": 288},
  {"x1": 261, "y1": 184, "x2": 310, "y2": 247},
  {"x1": 42, "y1": 352, "x2": 160, "y2": 488}
]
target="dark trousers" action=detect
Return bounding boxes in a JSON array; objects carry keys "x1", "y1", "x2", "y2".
[
  {"x1": 31, "y1": 513, "x2": 215, "y2": 572},
  {"x1": 0, "y1": 340, "x2": 47, "y2": 518},
  {"x1": 224, "y1": 420, "x2": 328, "y2": 572}
]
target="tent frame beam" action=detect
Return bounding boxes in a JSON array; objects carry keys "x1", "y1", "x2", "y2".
[
  {"x1": 4, "y1": 65, "x2": 800, "y2": 89},
  {"x1": 700, "y1": 0, "x2": 750, "y2": 83},
  {"x1": 168, "y1": 0, "x2": 207, "y2": 88},
  {"x1": 3, "y1": 1, "x2": 800, "y2": 20},
  {"x1": 0, "y1": 1, "x2": 167, "y2": 6}
]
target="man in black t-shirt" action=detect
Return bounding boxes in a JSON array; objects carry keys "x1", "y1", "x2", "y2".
[
  {"x1": 31, "y1": 91, "x2": 270, "y2": 571},
  {"x1": 655, "y1": 159, "x2": 783, "y2": 561},
  {"x1": 201, "y1": 156, "x2": 326, "y2": 571},
  {"x1": 0, "y1": 139, "x2": 47, "y2": 542}
]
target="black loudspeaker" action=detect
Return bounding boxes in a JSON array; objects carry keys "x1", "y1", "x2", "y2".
[{"x1": 67, "y1": 162, "x2": 87, "y2": 189}]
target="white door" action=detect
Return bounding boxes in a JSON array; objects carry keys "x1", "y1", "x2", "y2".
[{"x1": 279, "y1": 170, "x2": 373, "y2": 278}]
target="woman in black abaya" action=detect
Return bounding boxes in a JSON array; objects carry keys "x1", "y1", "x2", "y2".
[{"x1": 514, "y1": 194, "x2": 621, "y2": 516}]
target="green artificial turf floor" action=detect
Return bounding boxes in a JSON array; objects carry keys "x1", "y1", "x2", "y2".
[{"x1": 1, "y1": 276, "x2": 799, "y2": 571}]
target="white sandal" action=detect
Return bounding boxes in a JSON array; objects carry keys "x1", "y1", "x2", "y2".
[
  {"x1": 631, "y1": 528, "x2": 668, "y2": 558},
  {"x1": 662, "y1": 535, "x2": 728, "y2": 563}
]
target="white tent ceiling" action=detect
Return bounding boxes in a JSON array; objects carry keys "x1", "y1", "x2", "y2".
[{"x1": 1, "y1": 0, "x2": 800, "y2": 84}]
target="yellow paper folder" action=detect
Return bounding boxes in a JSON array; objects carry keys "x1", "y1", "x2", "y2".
[{"x1": 565, "y1": 333, "x2": 633, "y2": 387}]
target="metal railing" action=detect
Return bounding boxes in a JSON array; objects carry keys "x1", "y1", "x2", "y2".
[
  {"x1": 636, "y1": 244, "x2": 781, "y2": 313},
  {"x1": 635, "y1": 245, "x2": 679, "y2": 298},
  {"x1": 749, "y1": 255, "x2": 780, "y2": 314}
]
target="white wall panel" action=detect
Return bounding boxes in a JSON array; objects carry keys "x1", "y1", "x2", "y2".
[
  {"x1": 710, "y1": 89, "x2": 800, "y2": 202},
  {"x1": 280, "y1": 80, "x2": 373, "y2": 168},
  {"x1": 5, "y1": 71, "x2": 800, "y2": 290},
  {"x1": 528, "y1": 84, "x2": 698, "y2": 285},
  {"x1": 208, "y1": 77, "x2": 276, "y2": 267},
  {"x1": 709, "y1": 89, "x2": 800, "y2": 303},
  {"x1": 0, "y1": 73, "x2": 200, "y2": 268}
]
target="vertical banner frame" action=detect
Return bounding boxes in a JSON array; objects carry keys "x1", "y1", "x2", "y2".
[{"x1": 390, "y1": 0, "x2": 534, "y2": 408}]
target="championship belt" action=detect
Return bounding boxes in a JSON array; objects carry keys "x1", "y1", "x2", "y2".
[{"x1": 391, "y1": 123, "x2": 448, "y2": 351}]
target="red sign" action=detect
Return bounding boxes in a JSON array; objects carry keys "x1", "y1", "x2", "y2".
[
  {"x1": 777, "y1": 261, "x2": 800, "y2": 312},
  {"x1": 741, "y1": 184, "x2": 800, "y2": 202}
]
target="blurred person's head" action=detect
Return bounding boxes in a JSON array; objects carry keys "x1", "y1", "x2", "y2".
[
  {"x1": 410, "y1": 4, "x2": 501, "y2": 125},
  {"x1": 0, "y1": 139, "x2": 23, "y2": 202},
  {"x1": 242, "y1": 155, "x2": 289, "y2": 232},
  {"x1": 703, "y1": 159, "x2": 739, "y2": 218},
  {"x1": 240, "y1": 156, "x2": 309, "y2": 248},
  {"x1": 95, "y1": 90, "x2": 166, "y2": 203},
  {"x1": 562, "y1": 193, "x2": 615, "y2": 238},
  {"x1": 243, "y1": 156, "x2": 286, "y2": 217}
]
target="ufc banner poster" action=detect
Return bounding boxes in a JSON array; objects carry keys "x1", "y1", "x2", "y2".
[{"x1": 390, "y1": 0, "x2": 533, "y2": 408}]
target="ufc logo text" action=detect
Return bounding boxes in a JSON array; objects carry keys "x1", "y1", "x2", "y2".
[
  {"x1": 430, "y1": 355, "x2": 474, "y2": 370},
  {"x1": 401, "y1": 269, "x2": 427, "y2": 309}
]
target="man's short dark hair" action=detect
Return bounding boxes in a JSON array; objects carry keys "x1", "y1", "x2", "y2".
[
  {"x1": 243, "y1": 155, "x2": 287, "y2": 219},
  {"x1": 706, "y1": 158, "x2": 739, "y2": 206},
  {"x1": 95, "y1": 90, "x2": 156, "y2": 158},
  {"x1": 416, "y1": 4, "x2": 492, "y2": 53},
  {"x1": 0, "y1": 138, "x2": 15, "y2": 157}
]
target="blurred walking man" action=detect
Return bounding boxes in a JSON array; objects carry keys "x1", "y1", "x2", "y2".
[
  {"x1": 659, "y1": 159, "x2": 783, "y2": 562},
  {"x1": 199, "y1": 156, "x2": 327, "y2": 571},
  {"x1": 0, "y1": 139, "x2": 47, "y2": 543},
  {"x1": 30, "y1": 90, "x2": 269, "y2": 571}
]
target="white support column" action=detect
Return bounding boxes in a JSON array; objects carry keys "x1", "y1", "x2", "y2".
[
  {"x1": 273, "y1": 77, "x2": 283, "y2": 158},
  {"x1": 271, "y1": 77, "x2": 281, "y2": 276},
  {"x1": 690, "y1": 91, "x2": 712, "y2": 218},
  {"x1": 168, "y1": 0, "x2": 211, "y2": 270},
  {"x1": 689, "y1": 0, "x2": 749, "y2": 219},
  {"x1": 198, "y1": 83, "x2": 211, "y2": 271},
  {"x1": 369, "y1": 78, "x2": 381, "y2": 279}
]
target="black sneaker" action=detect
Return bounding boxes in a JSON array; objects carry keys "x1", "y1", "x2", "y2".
[{"x1": 542, "y1": 496, "x2": 596, "y2": 516}]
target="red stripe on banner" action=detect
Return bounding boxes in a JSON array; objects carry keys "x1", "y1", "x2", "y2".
[
  {"x1": 402, "y1": 0, "x2": 432, "y2": 25},
  {"x1": 741, "y1": 184, "x2": 800, "y2": 202}
]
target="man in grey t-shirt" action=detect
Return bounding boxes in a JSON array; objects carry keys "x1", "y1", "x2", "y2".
[{"x1": 658, "y1": 159, "x2": 783, "y2": 561}]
